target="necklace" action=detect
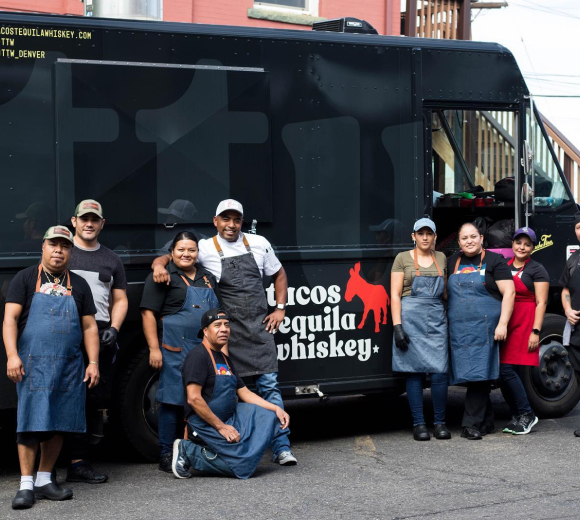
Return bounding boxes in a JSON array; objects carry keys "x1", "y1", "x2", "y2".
[{"x1": 43, "y1": 267, "x2": 65, "y2": 285}]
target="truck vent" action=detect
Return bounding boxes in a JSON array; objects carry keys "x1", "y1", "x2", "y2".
[{"x1": 312, "y1": 17, "x2": 378, "y2": 35}]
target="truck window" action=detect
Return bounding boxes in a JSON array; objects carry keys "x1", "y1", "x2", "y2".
[
  {"x1": 430, "y1": 109, "x2": 517, "y2": 252},
  {"x1": 54, "y1": 60, "x2": 273, "y2": 230},
  {"x1": 530, "y1": 115, "x2": 571, "y2": 209}
]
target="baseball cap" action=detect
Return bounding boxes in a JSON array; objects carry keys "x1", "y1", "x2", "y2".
[
  {"x1": 413, "y1": 217, "x2": 436, "y2": 233},
  {"x1": 369, "y1": 219, "x2": 398, "y2": 232},
  {"x1": 43, "y1": 225, "x2": 74, "y2": 243},
  {"x1": 158, "y1": 199, "x2": 197, "y2": 221},
  {"x1": 513, "y1": 226, "x2": 537, "y2": 244},
  {"x1": 74, "y1": 199, "x2": 103, "y2": 218},
  {"x1": 215, "y1": 199, "x2": 243, "y2": 217},
  {"x1": 197, "y1": 308, "x2": 230, "y2": 339},
  {"x1": 16, "y1": 202, "x2": 54, "y2": 221}
]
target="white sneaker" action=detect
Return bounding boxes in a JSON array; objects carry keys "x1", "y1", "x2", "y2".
[{"x1": 275, "y1": 451, "x2": 297, "y2": 466}]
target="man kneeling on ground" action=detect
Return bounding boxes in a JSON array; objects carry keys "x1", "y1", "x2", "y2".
[{"x1": 172, "y1": 309, "x2": 293, "y2": 480}]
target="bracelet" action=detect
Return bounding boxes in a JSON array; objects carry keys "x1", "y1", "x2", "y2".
[{"x1": 89, "y1": 361, "x2": 99, "y2": 366}]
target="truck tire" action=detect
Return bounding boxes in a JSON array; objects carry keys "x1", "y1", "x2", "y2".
[
  {"x1": 116, "y1": 348, "x2": 160, "y2": 461},
  {"x1": 521, "y1": 314, "x2": 580, "y2": 418}
]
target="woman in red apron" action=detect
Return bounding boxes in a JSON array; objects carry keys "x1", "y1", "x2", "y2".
[{"x1": 500, "y1": 227, "x2": 549, "y2": 435}]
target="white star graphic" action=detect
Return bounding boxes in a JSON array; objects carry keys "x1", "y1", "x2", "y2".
[{"x1": 373, "y1": 345, "x2": 379, "y2": 353}]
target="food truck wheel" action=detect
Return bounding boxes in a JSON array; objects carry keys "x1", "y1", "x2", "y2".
[{"x1": 522, "y1": 314, "x2": 580, "y2": 418}]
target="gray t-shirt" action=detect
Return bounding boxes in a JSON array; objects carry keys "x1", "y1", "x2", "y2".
[{"x1": 69, "y1": 243, "x2": 127, "y2": 327}]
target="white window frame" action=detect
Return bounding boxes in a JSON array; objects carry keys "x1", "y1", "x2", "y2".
[{"x1": 253, "y1": 0, "x2": 319, "y2": 17}]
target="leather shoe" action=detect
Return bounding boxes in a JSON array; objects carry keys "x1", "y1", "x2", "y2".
[
  {"x1": 481, "y1": 424, "x2": 496, "y2": 436},
  {"x1": 574, "y1": 429, "x2": 580, "y2": 437},
  {"x1": 413, "y1": 424, "x2": 430, "y2": 441},
  {"x1": 433, "y1": 424, "x2": 451, "y2": 440},
  {"x1": 12, "y1": 490, "x2": 34, "y2": 510},
  {"x1": 34, "y1": 482, "x2": 73, "y2": 501},
  {"x1": 461, "y1": 426, "x2": 482, "y2": 440}
]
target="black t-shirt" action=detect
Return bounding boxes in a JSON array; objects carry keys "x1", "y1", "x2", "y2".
[
  {"x1": 140, "y1": 263, "x2": 220, "y2": 336},
  {"x1": 510, "y1": 258, "x2": 549, "y2": 293},
  {"x1": 5, "y1": 264, "x2": 97, "y2": 335},
  {"x1": 69, "y1": 243, "x2": 127, "y2": 329},
  {"x1": 182, "y1": 344, "x2": 245, "y2": 420},
  {"x1": 447, "y1": 250, "x2": 513, "y2": 301},
  {"x1": 559, "y1": 250, "x2": 580, "y2": 291}
]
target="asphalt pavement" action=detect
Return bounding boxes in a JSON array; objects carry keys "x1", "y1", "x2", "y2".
[{"x1": 2, "y1": 388, "x2": 580, "y2": 520}]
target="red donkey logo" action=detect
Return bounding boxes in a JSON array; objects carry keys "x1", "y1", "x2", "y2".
[{"x1": 345, "y1": 262, "x2": 389, "y2": 333}]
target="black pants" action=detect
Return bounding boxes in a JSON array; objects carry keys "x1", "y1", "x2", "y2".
[
  {"x1": 568, "y1": 343, "x2": 580, "y2": 374},
  {"x1": 68, "y1": 338, "x2": 117, "y2": 461},
  {"x1": 462, "y1": 381, "x2": 494, "y2": 430}
]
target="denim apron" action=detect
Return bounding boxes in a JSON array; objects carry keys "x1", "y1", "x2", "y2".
[
  {"x1": 16, "y1": 265, "x2": 85, "y2": 433},
  {"x1": 447, "y1": 250, "x2": 502, "y2": 384},
  {"x1": 157, "y1": 273, "x2": 219, "y2": 406},
  {"x1": 392, "y1": 250, "x2": 448, "y2": 373},
  {"x1": 187, "y1": 344, "x2": 284, "y2": 479},
  {"x1": 213, "y1": 235, "x2": 277, "y2": 377}
]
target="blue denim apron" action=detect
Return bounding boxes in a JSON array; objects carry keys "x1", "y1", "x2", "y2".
[
  {"x1": 187, "y1": 344, "x2": 285, "y2": 479},
  {"x1": 392, "y1": 250, "x2": 448, "y2": 373},
  {"x1": 213, "y1": 234, "x2": 278, "y2": 377},
  {"x1": 16, "y1": 266, "x2": 85, "y2": 433},
  {"x1": 447, "y1": 251, "x2": 502, "y2": 385},
  {"x1": 157, "y1": 274, "x2": 219, "y2": 406}
]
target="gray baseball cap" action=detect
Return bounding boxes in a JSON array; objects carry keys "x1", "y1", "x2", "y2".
[{"x1": 413, "y1": 217, "x2": 436, "y2": 233}]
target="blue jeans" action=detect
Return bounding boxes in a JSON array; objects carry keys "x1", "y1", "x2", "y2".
[
  {"x1": 253, "y1": 372, "x2": 291, "y2": 458},
  {"x1": 182, "y1": 440, "x2": 235, "y2": 477},
  {"x1": 406, "y1": 373, "x2": 448, "y2": 426},
  {"x1": 499, "y1": 364, "x2": 533, "y2": 416},
  {"x1": 158, "y1": 403, "x2": 183, "y2": 456}
]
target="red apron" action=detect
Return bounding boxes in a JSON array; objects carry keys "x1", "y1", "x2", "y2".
[{"x1": 500, "y1": 258, "x2": 539, "y2": 366}]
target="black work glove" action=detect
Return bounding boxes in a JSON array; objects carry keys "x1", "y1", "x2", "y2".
[
  {"x1": 101, "y1": 326, "x2": 118, "y2": 347},
  {"x1": 393, "y1": 324, "x2": 410, "y2": 350}
]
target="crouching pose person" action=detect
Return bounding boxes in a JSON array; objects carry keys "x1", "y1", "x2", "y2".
[{"x1": 172, "y1": 309, "x2": 292, "y2": 480}]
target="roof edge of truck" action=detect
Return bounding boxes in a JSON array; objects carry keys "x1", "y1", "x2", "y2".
[{"x1": 0, "y1": 10, "x2": 514, "y2": 56}]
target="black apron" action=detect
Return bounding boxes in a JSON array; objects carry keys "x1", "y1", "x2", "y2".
[
  {"x1": 568, "y1": 255, "x2": 580, "y2": 347},
  {"x1": 213, "y1": 234, "x2": 278, "y2": 377}
]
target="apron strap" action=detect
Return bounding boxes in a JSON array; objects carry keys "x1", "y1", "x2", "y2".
[
  {"x1": 453, "y1": 249, "x2": 486, "y2": 275},
  {"x1": 202, "y1": 342, "x2": 231, "y2": 375},
  {"x1": 508, "y1": 257, "x2": 530, "y2": 277},
  {"x1": 213, "y1": 235, "x2": 224, "y2": 258},
  {"x1": 213, "y1": 234, "x2": 251, "y2": 258},
  {"x1": 414, "y1": 249, "x2": 443, "y2": 277},
  {"x1": 202, "y1": 275, "x2": 213, "y2": 289},
  {"x1": 242, "y1": 234, "x2": 251, "y2": 252},
  {"x1": 179, "y1": 275, "x2": 191, "y2": 287},
  {"x1": 36, "y1": 264, "x2": 72, "y2": 295}
]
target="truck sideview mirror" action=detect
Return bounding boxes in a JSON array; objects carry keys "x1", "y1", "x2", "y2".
[
  {"x1": 521, "y1": 140, "x2": 533, "y2": 175},
  {"x1": 521, "y1": 182, "x2": 534, "y2": 204}
]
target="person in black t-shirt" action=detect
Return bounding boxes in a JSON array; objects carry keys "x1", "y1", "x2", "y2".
[
  {"x1": 447, "y1": 222, "x2": 515, "y2": 441},
  {"x1": 560, "y1": 212, "x2": 580, "y2": 437},
  {"x1": 498, "y1": 227, "x2": 549, "y2": 436},
  {"x1": 171, "y1": 309, "x2": 292, "y2": 480},
  {"x1": 3, "y1": 226, "x2": 99, "y2": 510},
  {"x1": 140, "y1": 232, "x2": 220, "y2": 473}
]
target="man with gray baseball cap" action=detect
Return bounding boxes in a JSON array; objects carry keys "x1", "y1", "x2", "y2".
[{"x1": 152, "y1": 199, "x2": 296, "y2": 465}]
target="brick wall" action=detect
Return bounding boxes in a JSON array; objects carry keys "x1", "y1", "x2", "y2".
[{"x1": 0, "y1": 0, "x2": 401, "y2": 35}]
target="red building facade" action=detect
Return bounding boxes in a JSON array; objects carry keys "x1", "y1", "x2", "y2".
[{"x1": 0, "y1": 0, "x2": 400, "y2": 35}]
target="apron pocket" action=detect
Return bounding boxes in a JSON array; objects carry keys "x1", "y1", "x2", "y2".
[
  {"x1": 453, "y1": 315, "x2": 491, "y2": 348},
  {"x1": 28, "y1": 355, "x2": 76, "y2": 391},
  {"x1": 50, "y1": 308, "x2": 71, "y2": 334},
  {"x1": 458, "y1": 280, "x2": 477, "y2": 302}
]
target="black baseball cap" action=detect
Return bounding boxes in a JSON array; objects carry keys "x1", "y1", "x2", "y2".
[{"x1": 197, "y1": 308, "x2": 229, "y2": 339}]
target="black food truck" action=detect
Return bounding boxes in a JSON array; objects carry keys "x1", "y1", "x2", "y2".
[{"x1": 0, "y1": 11, "x2": 577, "y2": 460}]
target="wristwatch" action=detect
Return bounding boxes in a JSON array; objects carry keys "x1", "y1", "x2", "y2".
[
  {"x1": 276, "y1": 303, "x2": 286, "y2": 310},
  {"x1": 532, "y1": 328, "x2": 541, "y2": 335}
]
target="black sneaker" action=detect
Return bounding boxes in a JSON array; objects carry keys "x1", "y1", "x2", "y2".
[
  {"x1": 503, "y1": 416, "x2": 519, "y2": 434},
  {"x1": 512, "y1": 413, "x2": 538, "y2": 435},
  {"x1": 159, "y1": 452, "x2": 173, "y2": 473},
  {"x1": 66, "y1": 462, "x2": 108, "y2": 484},
  {"x1": 460, "y1": 427, "x2": 482, "y2": 440},
  {"x1": 172, "y1": 439, "x2": 192, "y2": 479}
]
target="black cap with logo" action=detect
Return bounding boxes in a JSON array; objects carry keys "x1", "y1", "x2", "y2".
[{"x1": 197, "y1": 308, "x2": 229, "y2": 339}]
